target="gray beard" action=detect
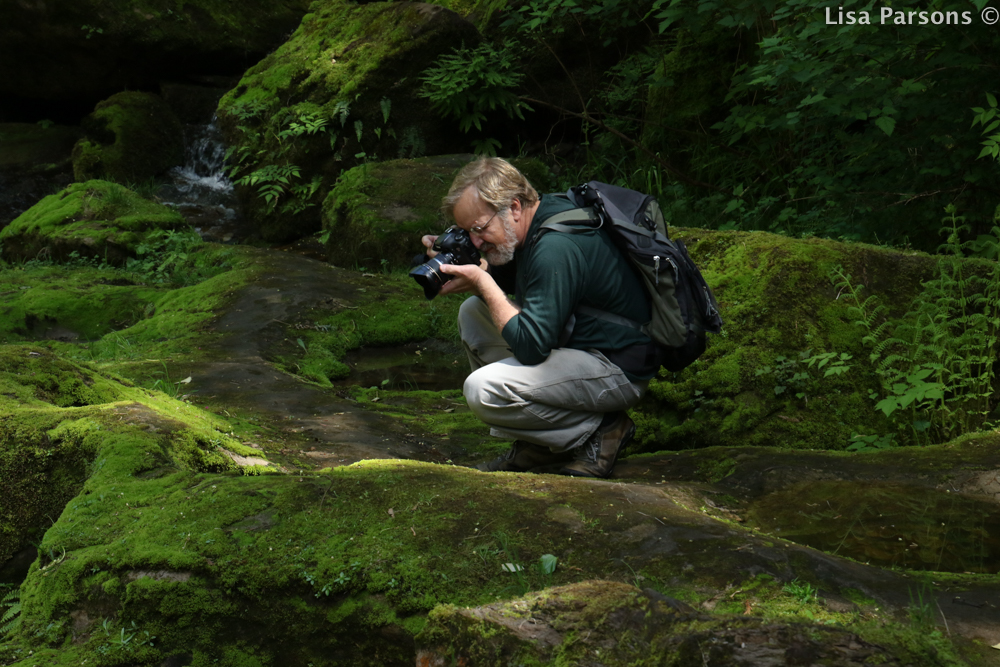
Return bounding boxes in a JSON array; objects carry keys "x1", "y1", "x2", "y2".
[{"x1": 484, "y1": 217, "x2": 518, "y2": 266}]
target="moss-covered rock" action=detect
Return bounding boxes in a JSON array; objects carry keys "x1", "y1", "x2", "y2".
[
  {"x1": 0, "y1": 180, "x2": 187, "y2": 264},
  {"x1": 633, "y1": 228, "x2": 955, "y2": 453},
  {"x1": 0, "y1": 123, "x2": 81, "y2": 229},
  {"x1": 216, "y1": 1, "x2": 480, "y2": 243},
  {"x1": 416, "y1": 581, "x2": 908, "y2": 666},
  {"x1": 71, "y1": 92, "x2": 183, "y2": 184},
  {"x1": 2, "y1": 412, "x2": 990, "y2": 665},
  {"x1": 0, "y1": 0, "x2": 310, "y2": 104},
  {"x1": 322, "y1": 155, "x2": 553, "y2": 268},
  {"x1": 0, "y1": 345, "x2": 271, "y2": 581}
]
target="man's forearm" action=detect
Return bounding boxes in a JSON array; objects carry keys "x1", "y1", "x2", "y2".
[{"x1": 478, "y1": 277, "x2": 520, "y2": 332}]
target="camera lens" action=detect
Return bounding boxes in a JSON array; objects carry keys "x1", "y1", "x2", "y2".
[{"x1": 409, "y1": 255, "x2": 453, "y2": 300}]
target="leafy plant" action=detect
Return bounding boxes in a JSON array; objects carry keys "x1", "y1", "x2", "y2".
[
  {"x1": 846, "y1": 432, "x2": 895, "y2": 453},
  {"x1": 234, "y1": 163, "x2": 302, "y2": 211},
  {"x1": 754, "y1": 349, "x2": 849, "y2": 403},
  {"x1": 972, "y1": 93, "x2": 999, "y2": 161},
  {"x1": 782, "y1": 578, "x2": 817, "y2": 604},
  {"x1": 149, "y1": 361, "x2": 192, "y2": 399},
  {"x1": 126, "y1": 228, "x2": 205, "y2": 285},
  {"x1": 278, "y1": 112, "x2": 329, "y2": 141},
  {"x1": 832, "y1": 207, "x2": 1000, "y2": 444},
  {"x1": 420, "y1": 42, "x2": 529, "y2": 137},
  {"x1": 0, "y1": 586, "x2": 20, "y2": 635}
]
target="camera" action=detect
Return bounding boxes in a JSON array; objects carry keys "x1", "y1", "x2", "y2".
[{"x1": 410, "y1": 225, "x2": 481, "y2": 300}]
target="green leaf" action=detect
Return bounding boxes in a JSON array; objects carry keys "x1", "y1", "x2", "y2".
[
  {"x1": 539, "y1": 554, "x2": 557, "y2": 574},
  {"x1": 874, "y1": 116, "x2": 895, "y2": 136},
  {"x1": 988, "y1": 92, "x2": 998, "y2": 108},
  {"x1": 875, "y1": 397, "x2": 898, "y2": 417}
]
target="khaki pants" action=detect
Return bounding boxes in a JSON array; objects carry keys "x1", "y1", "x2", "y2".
[{"x1": 458, "y1": 296, "x2": 647, "y2": 452}]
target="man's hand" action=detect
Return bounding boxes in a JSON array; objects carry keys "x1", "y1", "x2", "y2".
[
  {"x1": 438, "y1": 262, "x2": 486, "y2": 296},
  {"x1": 421, "y1": 234, "x2": 439, "y2": 259}
]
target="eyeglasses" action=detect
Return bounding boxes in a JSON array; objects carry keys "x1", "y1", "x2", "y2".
[{"x1": 469, "y1": 209, "x2": 503, "y2": 236}]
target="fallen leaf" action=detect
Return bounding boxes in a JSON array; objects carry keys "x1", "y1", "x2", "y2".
[
  {"x1": 744, "y1": 599, "x2": 752, "y2": 615},
  {"x1": 443, "y1": 408, "x2": 455, "y2": 413},
  {"x1": 993, "y1": 643, "x2": 1000, "y2": 650},
  {"x1": 410, "y1": 526, "x2": 416, "y2": 536},
  {"x1": 388, "y1": 508, "x2": 395, "y2": 518},
  {"x1": 501, "y1": 563, "x2": 524, "y2": 573},
  {"x1": 179, "y1": 376, "x2": 192, "y2": 384}
]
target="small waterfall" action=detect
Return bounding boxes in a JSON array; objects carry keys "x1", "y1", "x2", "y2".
[{"x1": 158, "y1": 118, "x2": 241, "y2": 242}]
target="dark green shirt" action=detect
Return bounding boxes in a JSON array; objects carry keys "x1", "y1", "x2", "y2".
[{"x1": 500, "y1": 194, "x2": 653, "y2": 379}]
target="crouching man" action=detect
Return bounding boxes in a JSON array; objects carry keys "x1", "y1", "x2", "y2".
[{"x1": 422, "y1": 158, "x2": 660, "y2": 478}]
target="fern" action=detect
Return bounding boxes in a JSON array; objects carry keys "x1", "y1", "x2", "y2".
[
  {"x1": 1, "y1": 587, "x2": 20, "y2": 635},
  {"x1": 831, "y1": 206, "x2": 1000, "y2": 444},
  {"x1": 420, "y1": 42, "x2": 529, "y2": 134}
]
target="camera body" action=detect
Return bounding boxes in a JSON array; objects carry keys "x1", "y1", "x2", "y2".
[{"x1": 410, "y1": 226, "x2": 481, "y2": 299}]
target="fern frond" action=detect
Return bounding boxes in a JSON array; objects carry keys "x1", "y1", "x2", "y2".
[{"x1": 0, "y1": 587, "x2": 20, "y2": 635}]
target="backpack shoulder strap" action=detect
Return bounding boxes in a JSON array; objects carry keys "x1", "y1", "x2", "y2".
[{"x1": 539, "y1": 207, "x2": 601, "y2": 235}]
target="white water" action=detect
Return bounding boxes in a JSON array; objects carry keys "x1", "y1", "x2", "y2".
[{"x1": 159, "y1": 118, "x2": 240, "y2": 241}]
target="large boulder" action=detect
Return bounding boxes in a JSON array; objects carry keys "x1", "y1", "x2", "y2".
[
  {"x1": 0, "y1": 123, "x2": 81, "y2": 230},
  {"x1": 0, "y1": 0, "x2": 310, "y2": 108},
  {"x1": 322, "y1": 155, "x2": 553, "y2": 269},
  {"x1": 216, "y1": 1, "x2": 480, "y2": 243},
  {"x1": 71, "y1": 92, "x2": 184, "y2": 184},
  {"x1": 0, "y1": 180, "x2": 188, "y2": 264},
  {"x1": 633, "y1": 229, "x2": 923, "y2": 452}
]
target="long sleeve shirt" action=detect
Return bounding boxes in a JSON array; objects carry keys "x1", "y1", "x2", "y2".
[{"x1": 499, "y1": 194, "x2": 654, "y2": 380}]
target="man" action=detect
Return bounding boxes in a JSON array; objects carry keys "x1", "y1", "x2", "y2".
[{"x1": 423, "y1": 157, "x2": 660, "y2": 478}]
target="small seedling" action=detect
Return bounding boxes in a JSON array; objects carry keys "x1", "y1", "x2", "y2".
[{"x1": 783, "y1": 578, "x2": 817, "y2": 604}]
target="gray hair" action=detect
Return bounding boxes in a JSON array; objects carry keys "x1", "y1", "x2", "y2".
[{"x1": 442, "y1": 157, "x2": 539, "y2": 219}]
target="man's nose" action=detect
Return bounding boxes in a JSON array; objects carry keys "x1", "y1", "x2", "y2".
[{"x1": 470, "y1": 234, "x2": 485, "y2": 249}]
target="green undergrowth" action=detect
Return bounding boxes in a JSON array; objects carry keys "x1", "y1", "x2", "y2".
[{"x1": 632, "y1": 227, "x2": 947, "y2": 453}]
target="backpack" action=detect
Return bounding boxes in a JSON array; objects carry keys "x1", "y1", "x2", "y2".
[{"x1": 540, "y1": 181, "x2": 723, "y2": 373}]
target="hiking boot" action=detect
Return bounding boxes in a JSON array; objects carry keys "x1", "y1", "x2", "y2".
[
  {"x1": 475, "y1": 441, "x2": 574, "y2": 472},
  {"x1": 558, "y1": 412, "x2": 635, "y2": 478}
]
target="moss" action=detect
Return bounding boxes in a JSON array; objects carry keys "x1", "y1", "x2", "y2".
[
  {"x1": 0, "y1": 180, "x2": 187, "y2": 264},
  {"x1": 216, "y1": 1, "x2": 479, "y2": 242},
  {"x1": 416, "y1": 579, "x2": 956, "y2": 666},
  {"x1": 634, "y1": 228, "x2": 944, "y2": 453},
  {"x1": 322, "y1": 155, "x2": 554, "y2": 269},
  {"x1": 72, "y1": 92, "x2": 183, "y2": 183},
  {"x1": 0, "y1": 263, "x2": 160, "y2": 343}
]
